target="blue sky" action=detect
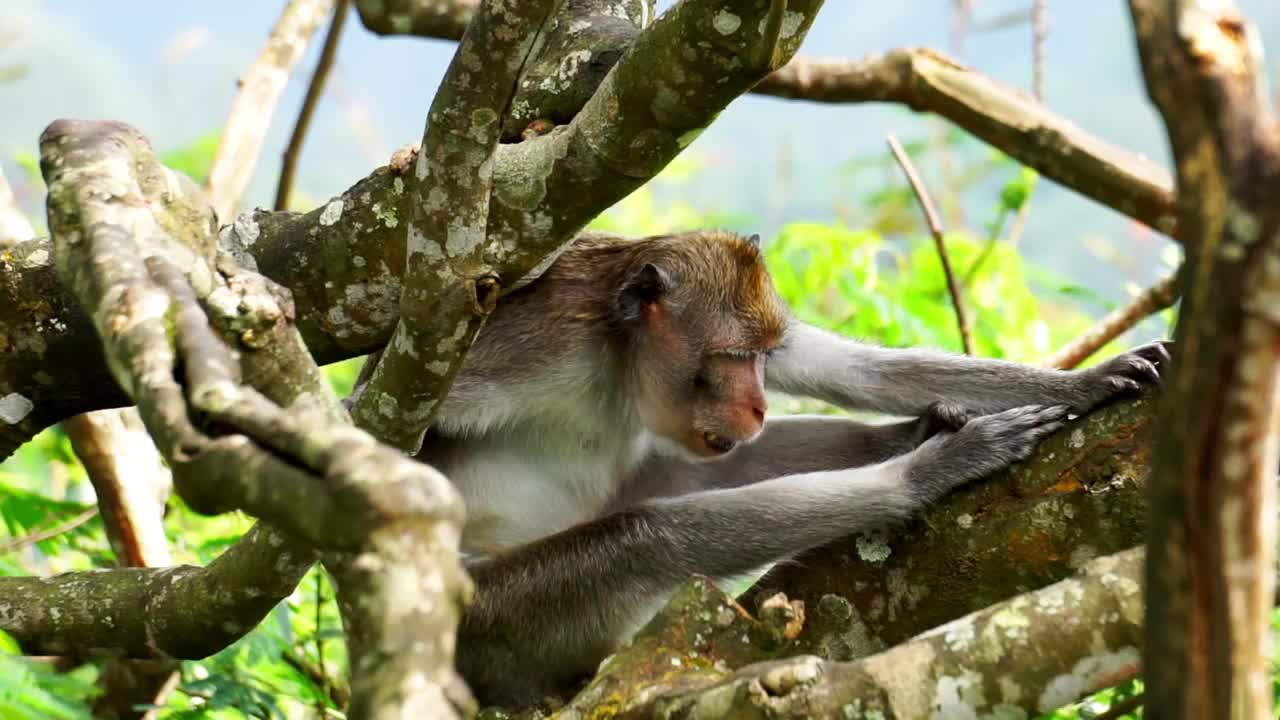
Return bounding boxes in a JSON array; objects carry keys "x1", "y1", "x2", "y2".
[{"x1": 2, "y1": 1, "x2": 1277, "y2": 297}]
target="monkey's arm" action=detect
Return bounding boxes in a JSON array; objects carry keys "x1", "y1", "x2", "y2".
[
  {"x1": 767, "y1": 321, "x2": 1169, "y2": 417},
  {"x1": 457, "y1": 405, "x2": 1066, "y2": 705}
]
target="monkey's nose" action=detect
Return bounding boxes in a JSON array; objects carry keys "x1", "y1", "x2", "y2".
[{"x1": 751, "y1": 405, "x2": 765, "y2": 424}]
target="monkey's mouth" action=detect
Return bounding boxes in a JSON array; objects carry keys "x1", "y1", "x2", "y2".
[{"x1": 701, "y1": 432, "x2": 737, "y2": 454}]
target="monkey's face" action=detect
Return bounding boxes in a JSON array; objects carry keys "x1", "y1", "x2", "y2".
[{"x1": 620, "y1": 234, "x2": 787, "y2": 459}]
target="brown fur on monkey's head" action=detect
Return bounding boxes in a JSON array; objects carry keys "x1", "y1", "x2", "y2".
[{"x1": 565, "y1": 230, "x2": 790, "y2": 458}]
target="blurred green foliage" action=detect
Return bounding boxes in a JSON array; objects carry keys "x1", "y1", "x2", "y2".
[{"x1": 0, "y1": 130, "x2": 1190, "y2": 719}]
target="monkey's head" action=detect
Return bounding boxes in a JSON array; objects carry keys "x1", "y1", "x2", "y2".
[{"x1": 614, "y1": 231, "x2": 788, "y2": 459}]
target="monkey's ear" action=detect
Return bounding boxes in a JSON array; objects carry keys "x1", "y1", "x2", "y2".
[
  {"x1": 617, "y1": 262, "x2": 672, "y2": 322},
  {"x1": 746, "y1": 233, "x2": 761, "y2": 248}
]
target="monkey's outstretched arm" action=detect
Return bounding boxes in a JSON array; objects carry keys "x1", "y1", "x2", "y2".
[
  {"x1": 457, "y1": 405, "x2": 1067, "y2": 705},
  {"x1": 767, "y1": 321, "x2": 1170, "y2": 417}
]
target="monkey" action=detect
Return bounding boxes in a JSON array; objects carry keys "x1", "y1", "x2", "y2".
[{"x1": 351, "y1": 229, "x2": 1169, "y2": 705}]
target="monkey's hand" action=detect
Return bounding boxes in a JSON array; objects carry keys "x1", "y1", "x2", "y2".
[
  {"x1": 906, "y1": 404, "x2": 1070, "y2": 503},
  {"x1": 1068, "y1": 341, "x2": 1171, "y2": 413},
  {"x1": 909, "y1": 400, "x2": 975, "y2": 448}
]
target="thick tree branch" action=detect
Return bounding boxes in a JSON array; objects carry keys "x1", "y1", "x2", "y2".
[
  {"x1": 355, "y1": 1, "x2": 1177, "y2": 237},
  {"x1": 206, "y1": 0, "x2": 334, "y2": 222},
  {"x1": 354, "y1": 0, "x2": 475, "y2": 40},
  {"x1": 348, "y1": 0, "x2": 556, "y2": 451},
  {"x1": 0, "y1": 522, "x2": 314, "y2": 658},
  {"x1": 556, "y1": 548, "x2": 1146, "y2": 719},
  {"x1": 21, "y1": 118, "x2": 473, "y2": 718},
  {"x1": 1128, "y1": 1, "x2": 1280, "y2": 717},
  {"x1": 747, "y1": 392, "x2": 1156, "y2": 656}
]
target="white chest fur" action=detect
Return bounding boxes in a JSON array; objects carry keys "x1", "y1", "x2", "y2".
[{"x1": 438, "y1": 429, "x2": 652, "y2": 555}]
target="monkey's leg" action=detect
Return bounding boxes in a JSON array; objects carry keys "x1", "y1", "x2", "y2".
[
  {"x1": 767, "y1": 321, "x2": 1170, "y2": 416},
  {"x1": 457, "y1": 405, "x2": 1066, "y2": 705}
]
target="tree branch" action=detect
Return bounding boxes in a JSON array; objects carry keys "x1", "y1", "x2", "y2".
[
  {"x1": 25, "y1": 118, "x2": 473, "y2": 717},
  {"x1": 206, "y1": 0, "x2": 334, "y2": 222},
  {"x1": 1042, "y1": 271, "x2": 1180, "y2": 370},
  {"x1": 353, "y1": 2, "x2": 1177, "y2": 237},
  {"x1": 756, "y1": 49, "x2": 1178, "y2": 235},
  {"x1": 348, "y1": 0, "x2": 557, "y2": 451},
  {"x1": 275, "y1": 0, "x2": 350, "y2": 212},
  {"x1": 557, "y1": 547, "x2": 1146, "y2": 718},
  {"x1": 1128, "y1": 1, "x2": 1280, "y2": 716},
  {"x1": 747, "y1": 392, "x2": 1157, "y2": 656},
  {"x1": 886, "y1": 133, "x2": 974, "y2": 354}
]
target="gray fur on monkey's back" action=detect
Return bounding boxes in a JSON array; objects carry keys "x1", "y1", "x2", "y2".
[{"x1": 371, "y1": 230, "x2": 1171, "y2": 706}]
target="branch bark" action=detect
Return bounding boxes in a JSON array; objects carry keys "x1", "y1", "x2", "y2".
[
  {"x1": 1128, "y1": 1, "x2": 1280, "y2": 717},
  {"x1": 756, "y1": 49, "x2": 1178, "y2": 236},
  {"x1": 348, "y1": 0, "x2": 557, "y2": 451},
  {"x1": 353, "y1": 2, "x2": 1177, "y2": 237},
  {"x1": 746, "y1": 392, "x2": 1156, "y2": 656},
  {"x1": 555, "y1": 548, "x2": 1146, "y2": 719},
  {"x1": 9, "y1": 118, "x2": 473, "y2": 718}
]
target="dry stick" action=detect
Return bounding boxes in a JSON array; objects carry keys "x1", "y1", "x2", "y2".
[
  {"x1": 886, "y1": 133, "x2": 975, "y2": 355},
  {"x1": 0, "y1": 508, "x2": 98, "y2": 555},
  {"x1": 205, "y1": 0, "x2": 333, "y2": 221},
  {"x1": 1042, "y1": 272, "x2": 1179, "y2": 370},
  {"x1": 275, "y1": 0, "x2": 351, "y2": 211},
  {"x1": 1006, "y1": 0, "x2": 1049, "y2": 250}
]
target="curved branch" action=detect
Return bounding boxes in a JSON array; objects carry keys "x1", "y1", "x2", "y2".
[
  {"x1": 30, "y1": 118, "x2": 472, "y2": 717},
  {"x1": 348, "y1": 0, "x2": 557, "y2": 451},
  {"x1": 0, "y1": 523, "x2": 315, "y2": 659},
  {"x1": 756, "y1": 49, "x2": 1178, "y2": 235}
]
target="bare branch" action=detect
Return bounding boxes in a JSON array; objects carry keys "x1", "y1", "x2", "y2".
[
  {"x1": 64, "y1": 409, "x2": 172, "y2": 567},
  {"x1": 206, "y1": 0, "x2": 334, "y2": 221},
  {"x1": 1128, "y1": 1, "x2": 1280, "y2": 716},
  {"x1": 275, "y1": 0, "x2": 350, "y2": 212},
  {"x1": 0, "y1": 507, "x2": 97, "y2": 555},
  {"x1": 1042, "y1": 271, "x2": 1180, "y2": 370},
  {"x1": 755, "y1": 49, "x2": 1178, "y2": 235},
  {"x1": 886, "y1": 133, "x2": 974, "y2": 355}
]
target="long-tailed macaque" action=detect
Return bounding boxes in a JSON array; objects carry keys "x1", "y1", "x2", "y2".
[{"x1": 360, "y1": 230, "x2": 1169, "y2": 704}]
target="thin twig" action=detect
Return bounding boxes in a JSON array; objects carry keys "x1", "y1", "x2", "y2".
[
  {"x1": 275, "y1": 0, "x2": 351, "y2": 211},
  {"x1": 283, "y1": 648, "x2": 351, "y2": 709},
  {"x1": 1094, "y1": 692, "x2": 1144, "y2": 720},
  {"x1": 205, "y1": 0, "x2": 334, "y2": 221},
  {"x1": 1042, "y1": 271, "x2": 1179, "y2": 370},
  {"x1": 886, "y1": 133, "x2": 974, "y2": 355},
  {"x1": 1032, "y1": 0, "x2": 1047, "y2": 102},
  {"x1": 0, "y1": 507, "x2": 98, "y2": 555}
]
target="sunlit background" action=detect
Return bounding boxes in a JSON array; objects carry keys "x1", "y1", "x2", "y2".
[{"x1": 2, "y1": 1, "x2": 1277, "y2": 300}]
